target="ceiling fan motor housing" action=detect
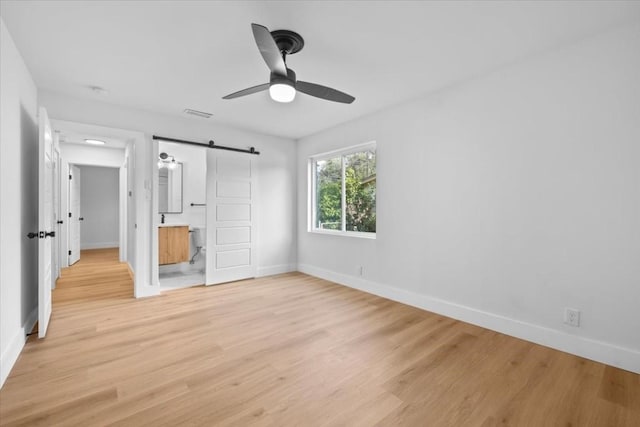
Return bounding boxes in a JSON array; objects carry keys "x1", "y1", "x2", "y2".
[
  {"x1": 270, "y1": 68, "x2": 297, "y2": 87},
  {"x1": 271, "y1": 30, "x2": 305, "y2": 55}
]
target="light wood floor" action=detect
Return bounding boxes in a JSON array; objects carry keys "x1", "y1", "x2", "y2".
[{"x1": 0, "y1": 248, "x2": 638, "y2": 426}]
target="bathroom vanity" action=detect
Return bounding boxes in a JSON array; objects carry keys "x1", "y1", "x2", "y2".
[{"x1": 158, "y1": 225, "x2": 189, "y2": 265}]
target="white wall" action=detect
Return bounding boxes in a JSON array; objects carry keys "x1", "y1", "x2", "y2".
[
  {"x1": 79, "y1": 166, "x2": 119, "y2": 249},
  {"x1": 40, "y1": 90, "x2": 298, "y2": 278},
  {"x1": 0, "y1": 19, "x2": 39, "y2": 387},
  {"x1": 297, "y1": 24, "x2": 640, "y2": 373},
  {"x1": 60, "y1": 143, "x2": 125, "y2": 168}
]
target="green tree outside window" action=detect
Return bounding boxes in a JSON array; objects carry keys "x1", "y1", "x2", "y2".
[{"x1": 313, "y1": 146, "x2": 376, "y2": 234}]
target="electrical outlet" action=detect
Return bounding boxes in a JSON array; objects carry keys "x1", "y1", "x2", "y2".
[{"x1": 564, "y1": 308, "x2": 580, "y2": 327}]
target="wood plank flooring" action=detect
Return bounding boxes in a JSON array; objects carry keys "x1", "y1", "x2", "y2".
[{"x1": 0, "y1": 248, "x2": 638, "y2": 426}]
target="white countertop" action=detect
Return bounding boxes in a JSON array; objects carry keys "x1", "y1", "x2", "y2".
[{"x1": 158, "y1": 223, "x2": 190, "y2": 227}]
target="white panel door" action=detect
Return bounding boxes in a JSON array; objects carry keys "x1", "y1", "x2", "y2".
[
  {"x1": 38, "y1": 107, "x2": 54, "y2": 338},
  {"x1": 205, "y1": 150, "x2": 256, "y2": 285},
  {"x1": 68, "y1": 165, "x2": 81, "y2": 265}
]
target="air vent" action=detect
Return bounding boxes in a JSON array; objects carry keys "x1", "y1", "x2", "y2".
[{"x1": 183, "y1": 109, "x2": 212, "y2": 119}]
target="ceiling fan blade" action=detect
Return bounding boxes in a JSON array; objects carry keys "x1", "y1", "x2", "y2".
[
  {"x1": 222, "y1": 83, "x2": 269, "y2": 100},
  {"x1": 296, "y1": 81, "x2": 355, "y2": 104},
  {"x1": 251, "y1": 23, "x2": 287, "y2": 76}
]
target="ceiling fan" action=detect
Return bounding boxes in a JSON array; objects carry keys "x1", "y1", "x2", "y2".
[{"x1": 223, "y1": 23, "x2": 355, "y2": 104}]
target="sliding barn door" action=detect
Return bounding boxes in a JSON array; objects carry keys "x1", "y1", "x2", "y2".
[{"x1": 205, "y1": 149, "x2": 256, "y2": 285}]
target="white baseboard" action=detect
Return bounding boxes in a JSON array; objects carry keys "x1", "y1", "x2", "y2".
[
  {"x1": 135, "y1": 285, "x2": 160, "y2": 298},
  {"x1": 128, "y1": 262, "x2": 160, "y2": 298},
  {"x1": 257, "y1": 263, "x2": 297, "y2": 277},
  {"x1": 0, "y1": 307, "x2": 37, "y2": 388},
  {"x1": 297, "y1": 263, "x2": 640, "y2": 374},
  {"x1": 80, "y1": 242, "x2": 119, "y2": 250}
]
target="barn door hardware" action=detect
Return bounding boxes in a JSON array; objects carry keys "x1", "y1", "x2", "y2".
[{"x1": 152, "y1": 135, "x2": 260, "y2": 155}]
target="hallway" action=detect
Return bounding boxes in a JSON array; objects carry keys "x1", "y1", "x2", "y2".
[{"x1": 54, "y1": 248, "x2": 133, "y2": 305}]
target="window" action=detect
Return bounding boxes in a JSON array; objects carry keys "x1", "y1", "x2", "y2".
[{"x1": 310, "y1": 142, "x2": 376, "y2": 237}]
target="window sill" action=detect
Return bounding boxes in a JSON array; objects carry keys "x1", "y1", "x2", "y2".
[{"x1": 308, "y1": 229, "x2": 376, "y2": 240}]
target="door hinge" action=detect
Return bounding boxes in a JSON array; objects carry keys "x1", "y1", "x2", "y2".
[
  {"x1": 68, "y1": 250, "x2": 71, "y2": 256},
  {"x1": 69, "y1": 174, "x2": 72, "y2": 180},
  {"x1": 68, "y1": 212, "x2": 72, "y2": 218}
]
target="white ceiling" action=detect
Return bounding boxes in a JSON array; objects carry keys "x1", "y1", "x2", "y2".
[{"x1": 2, "y1": 1, "x2": 639, "y2": 139}]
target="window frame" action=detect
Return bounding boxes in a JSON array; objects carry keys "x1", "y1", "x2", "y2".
[{"x1": 308, "y1": 141, "x2": 377, "y2": 239}]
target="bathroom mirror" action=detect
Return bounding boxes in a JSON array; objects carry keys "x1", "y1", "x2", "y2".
[{"x1": 158, "y1": 163, "x2": 183, "y2": 213}]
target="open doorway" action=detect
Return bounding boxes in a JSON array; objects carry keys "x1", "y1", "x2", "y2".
[
  {"x1": 54, "y1": 122, "x2": 135, "y2": 303},
  {"x1": 155, "y1": 141, "x2": 207, "y2": 291},
  {"x1": 151, "y1": 137, "x2": 258, "y2": 292},
  {"x1": 75, "y1": 165, "x2": 120, "y2": 257},
  {"x1": 61, "y1": 150, "x2": 127, "y2": 267}
]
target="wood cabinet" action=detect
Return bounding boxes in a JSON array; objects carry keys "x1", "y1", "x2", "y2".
[{"x1": 159, "y1": 226, "x2": 189, "y2": 265}]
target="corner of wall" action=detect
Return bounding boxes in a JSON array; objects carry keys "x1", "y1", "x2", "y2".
[{"x1": 257, "y1": 264, "x2": 297, "y2": 278}]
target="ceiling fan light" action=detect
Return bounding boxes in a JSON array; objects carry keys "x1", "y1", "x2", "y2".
[{"x1": 269, "y1": 83, "x2": 296, "y2": 103}]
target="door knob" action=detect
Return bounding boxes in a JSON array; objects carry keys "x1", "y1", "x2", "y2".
[
  {"x1": 57, "y1": 220, "x2": 64, "y2": 224},
  {"x1": 79, "y1": 217, "x2": 84, "y2": 221},
  {"x1": 26, "y1": 231, "x2": 57, "y2": 238}
]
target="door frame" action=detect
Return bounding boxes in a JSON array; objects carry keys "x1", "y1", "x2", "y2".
[
  {"x1": 52, "y1": 138, "x2": 62, "y2": 285},
  {"x1": 150, "y1": 140, "x2": 259, "y2": 288},
  {"x1": 67, "y1": 164, "x2": 80, "y2": 265},
  {"x1": 67, "y1": 164, "x2": 123, "y2": 255},
  {"x1": 50, "y1": 120, "x2": 158, "y2": 298}
]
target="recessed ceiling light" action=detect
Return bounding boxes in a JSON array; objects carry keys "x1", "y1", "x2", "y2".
[{"x1": 85, "y1": 139, "x2": 105, "y2": 145}]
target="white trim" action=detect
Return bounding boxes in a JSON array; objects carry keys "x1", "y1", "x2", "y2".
[
  {"x1": 130, "y1": 261, "x2": 159, "y2": 298},
  {"x1": 132, "y1": 134, "x2": 154, "y2": 298},
  {"x1": 308, "y1": 141, "x2": 377, "y2": 237},
  {"x1": 119, "y1": 163, "x2": 127, "y2": 263},
  {"x1": 135, "y1": 284, "x2": 160, "y2": 298},
  {"x1": 340, "y1": 154, "x2": 346, "y2": 231},
  {"x1": 80, "y1": 242, "x2": 119, "y2": 250},
  {"x1": 151, "y1": 140, "x2": 160, "y2": 288},
  {"x1": 308, "y1": 229, "x2": 376, "y2": 239},
  {"x1": 52, "y1": 120, "x2": 147, "y2": 298},
  {"x1": 310, "y1": 140, "x2": 377, "y2": 161},
  {"x1": 257, "y1": 263, "x2": 297, "y2": 277},
  {"x1": 0, "y1": 308, "x2": 37, "y2": 388},
  {"x1": 297, "y1": 263, "x2": 640, "y2": 375},
  {"x1": 59, "y1": 161, "x2": 69, "y2": 268},
  {"x1": 52, "y1": 141, "x2": 62, "y2": 283}
]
